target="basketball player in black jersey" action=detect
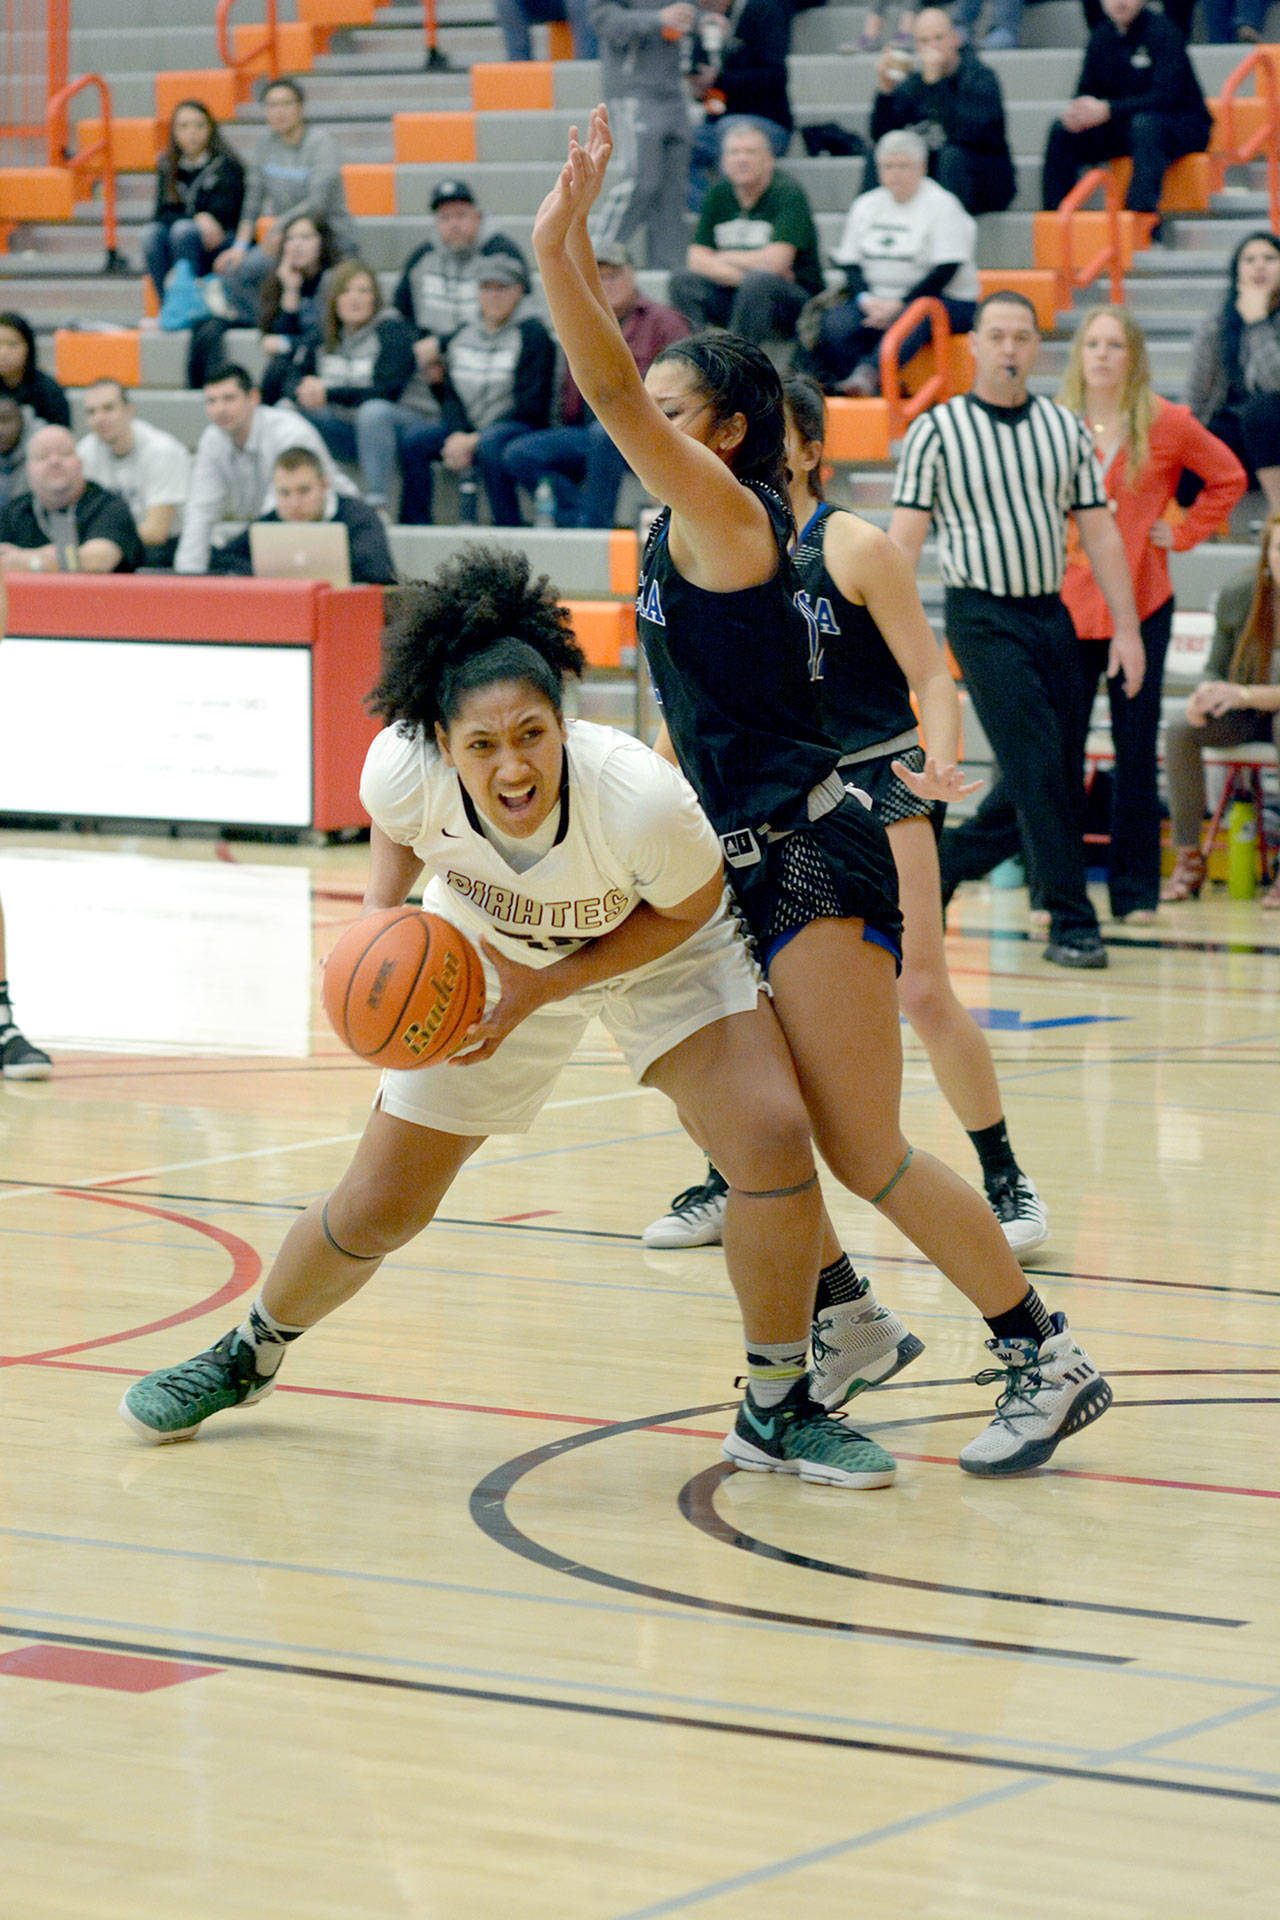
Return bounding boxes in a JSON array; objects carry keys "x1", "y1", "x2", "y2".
[{"x1": 533, "y1": 109, "x2": 1112, "y2": 1475}]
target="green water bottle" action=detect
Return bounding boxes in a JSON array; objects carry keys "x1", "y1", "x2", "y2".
[{"x1": 1227, "y1": 796, "x2": 1258, "y2": 900}]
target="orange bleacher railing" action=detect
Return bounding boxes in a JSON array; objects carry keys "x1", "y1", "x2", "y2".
[
  {"x1": 47, "y1": 72, "x2": 120, "y2": 265},
  {"x1": 1049, "y1": 165, "x2": 1126, "y2": 316},
  {"x1": 422, "y1": 1, "x2": 450, "y2": 71},
  {"x1": 879, "y1": 297, "x2": 957, "y2": 439},
  {"x1": 1212, "y1": 45, "x2": 1280, "y2": 230},
  {"x1": 217, "y1": 0, "x2": 283, "y2": 89}
]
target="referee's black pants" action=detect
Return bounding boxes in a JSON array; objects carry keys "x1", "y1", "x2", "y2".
[{"x1": 938, "y1": 588, "x2": 1100, "y2": 941}]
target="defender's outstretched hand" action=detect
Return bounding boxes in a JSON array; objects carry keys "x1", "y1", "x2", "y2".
[
  {"x1": 890, "y1": 756, "x2": 984, "y2": 803},
  {"x1": 532, "y1": 106, "x2": 613, "y2": 255}
]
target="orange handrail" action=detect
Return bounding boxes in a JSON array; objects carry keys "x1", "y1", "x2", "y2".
[
  {"x1": 879, "y1": 297, "x2": 955, "y2": 438},
  {"x1": 217, "y1": 0, "x2": 282, "y2": 86},
  {"x1": 47, "y1": 73, "x2": 118, "y2": 257},
  {"x1": 1213, "y1": 45, "x2": 1280, "y2": 230},
  {"x1": 1051, "y1": 165, "x2": 1125, "y2": 315}
]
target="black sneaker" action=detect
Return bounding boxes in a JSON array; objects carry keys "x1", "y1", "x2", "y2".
[
  {"x1": 0, "y1": 1024, "x2": 52, "y2": 1080},
  {"x1": 1043, "y1": 932, "x2": 1107, "y2": 969}
]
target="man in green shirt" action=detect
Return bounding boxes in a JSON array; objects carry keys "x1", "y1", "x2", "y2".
[{"x1": 669, "y1": 122, "x2": 823, "y2": 349}]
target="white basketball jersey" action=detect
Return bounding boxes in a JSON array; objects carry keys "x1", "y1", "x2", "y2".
[{"x1": 360, "y1": 719, "x2": 724, "y2": 969}]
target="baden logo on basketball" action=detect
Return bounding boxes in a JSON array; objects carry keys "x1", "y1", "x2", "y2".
[{"x1": 322, "y1": 910, "x2": 487, "y2": 1070}]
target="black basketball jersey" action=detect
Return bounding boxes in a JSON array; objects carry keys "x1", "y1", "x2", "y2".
[
  {"x1": 794, "y1": 504, "x2": 917, "y2": 759},
  {"x1": 636, "y1": 482, "x2": 841, "y2": 842}
]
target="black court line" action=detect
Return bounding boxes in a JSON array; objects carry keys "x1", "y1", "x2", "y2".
[
  {"x1": 9, "y1": 1179, "x2": 1280, "y2": 1291},
  {"x1": 677, "y1": 1464, "x2": 1246, "y2": 1628},
  {"x1": 2, "y1": 1620, "x2": 1276, "y2": 1810},
  {"x1": 956, "y1": 921, "x2": 1280, "y2": 959},
  {"x1": 467, "y1": 1404, "x2": 1131, "y2": 1666}
]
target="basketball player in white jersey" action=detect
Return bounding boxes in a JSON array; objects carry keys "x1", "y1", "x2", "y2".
[{"x1": 121, "y1": 545, "x2": 902, "y2": 1487}]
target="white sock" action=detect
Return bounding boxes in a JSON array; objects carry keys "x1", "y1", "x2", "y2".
[
  {"x1": 237, "y1": 1297, "x2": 307, "y2": 1379},
  {"x1": 745, "y1": 1338, "x2": 808, "y2": 1408}
]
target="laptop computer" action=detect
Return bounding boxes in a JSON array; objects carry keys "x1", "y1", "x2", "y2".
[{"x1": 249, "y1": 519, "x2": 352, "y2": 589}]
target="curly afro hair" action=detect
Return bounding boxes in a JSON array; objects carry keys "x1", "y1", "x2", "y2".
[{"x1": 369, "y1": 543, "x2": 587, "y2": 733}]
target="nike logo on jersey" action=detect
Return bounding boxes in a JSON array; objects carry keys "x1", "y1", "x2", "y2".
[{"x1": 637, "y1": 578, "x2": 665, "y2": 625}]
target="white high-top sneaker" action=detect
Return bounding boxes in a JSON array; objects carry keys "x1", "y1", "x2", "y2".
[{"x1": 959, "y1": 1312, "x2": 1112, "y2": 1476}]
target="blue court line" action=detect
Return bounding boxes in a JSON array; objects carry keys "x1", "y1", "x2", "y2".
[
  {"x1": 1, "y1": 1594, "x2": 1277, "y2": 1793},
  {"x1": 603, "y1": 1686, "x2": 1280, "y2": 1919}
]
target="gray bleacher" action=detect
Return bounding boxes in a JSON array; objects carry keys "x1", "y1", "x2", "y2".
[{"x1": 8, "y1": 0, "x2": 1275, "y2": 634}]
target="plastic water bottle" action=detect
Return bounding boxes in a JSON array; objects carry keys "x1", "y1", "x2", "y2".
[
  {"x1": 1227, "y1": 795, "x2": 1258, "y2": 899},
  {"x1": 533, "y1": 478, "x2": 557, "y2": 529},
  {"x1": 458, "y1": 470, "x2": 479, "y2": 524}
]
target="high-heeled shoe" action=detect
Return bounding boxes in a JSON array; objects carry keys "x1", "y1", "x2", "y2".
[{"x1": 1160, "y1": 847, "x2": 1206, "y2": 902}]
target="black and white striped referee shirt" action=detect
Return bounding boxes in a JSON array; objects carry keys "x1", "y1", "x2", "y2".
[{"x1": 892, "y1": 392, "x2": 1107, "y2": 598}]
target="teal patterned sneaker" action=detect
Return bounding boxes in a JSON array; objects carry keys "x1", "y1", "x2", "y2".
[
  {"x1": 722, "y1": 1376, "x2": 897, "y2": 1488},
  {"x1": 120, "y1": 1330, "x2": 275, "y2": 1443},
  {"x1": 959, "y1": 1312, "x2": 1112, "y2": 1477},
  {"x1": 809, "y1": 1287, "x2": 925, "y2": 1410}
]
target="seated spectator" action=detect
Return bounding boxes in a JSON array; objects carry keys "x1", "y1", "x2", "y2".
[
  {"x1": 1200, "y1": 0, "x2": 1267, "y2": 43},
  {"x1": 496, "y1": 0, "x2": 596, "y2": 59},
  {"x1": 869, "y1": 9, "x2": 1015, "y2": 216},
  {"x1": 669, "y1": 122, "x2": 824, "y2": 348},
  {"x1": 0, "y1": 311, "x2": 70, "y2": 430},
  {"x1": 174, "y1": 363, "x2": 348, "y2": 574},
  {"x1": 208, "y1": 446, "x2": 396, "y2": 585},
  {"x1": 279, "y1": 262, "x2": 418, "y2": 516},
  {"x1": 140, "y1": 99, "x2": 246, "y2": 308},
  {"x1": 501, "y1": 241, "x2": 690, "y2": 527},
  {"x1": 952, "y1": 0, "x2": 1021, "y2": 52},
  {"x1": 0, "y1": 426, "x2": 142, "y2": 573},
  {"x1": 397, "y1": 256, "x2": 555, "y2": 526},
  {"x1": 1185, "y1": 231, "x2": 1280, "y2": 514},
  {"x1": 1081, "y1": 0, "x2": 1194, "y2": 38},
  {"x1": 687, "y1": 0, "x2": 796, "y2": 211},
  {"x1": 76, "y1": 379, "x2": 192, "y2": 569},
  {"x1": 0, "y1": 396, "x2": 26, "y2": 511},
  {"x1": 213, "y1": 78, "x2": 356, "y2": 323},
  {"x1": 1161, "y1": 513, "x2": 1280, "y2": 907},
  {"x1": 393, "y1": 179, "x2": 531, "y2": 348},
  {"x1": 797, "y1": 129, "x2": 978, "y2": 395},
  {"x1": 1041, "y1": 0, "x2": 1211, "y2": 224},
  {"x1": 190, "y1": 212, "x2": 340, "y2": 393}
]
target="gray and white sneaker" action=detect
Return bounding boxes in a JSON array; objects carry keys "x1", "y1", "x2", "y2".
[
  {"x1": 809, "y1": 1285, "x2": 925, "y2": 1410},
  {"x1": 642, "y1": 1164, "x2": 728, "y2": 1249},
  {"x1": 987, "y1": 1172, "x2": 1050, "y2": 1261},
  {"x1": 959, "y1": 1312, "x2": 1111, "y2": 1476}
]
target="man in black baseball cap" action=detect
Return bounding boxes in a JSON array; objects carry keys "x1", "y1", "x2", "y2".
[{"x1": 393, "y1": 178, "x2": 531, "y2": 346}]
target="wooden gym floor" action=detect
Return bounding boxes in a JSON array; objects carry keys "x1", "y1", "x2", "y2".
[{"x1": 1, "y1": 826, "x2": 1277, "y2": 1919}]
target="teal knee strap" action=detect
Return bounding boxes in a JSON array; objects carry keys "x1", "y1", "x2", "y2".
[
  {"x1": 871, "y1": 1146, "x2": 914, "y2": 1207},
  {"x1": 732, "y1": 1170, "x2": 819, "y2": 1201},
  {"x1": 321, "y1": 1201, "x2": 381, "y2": 1262}
]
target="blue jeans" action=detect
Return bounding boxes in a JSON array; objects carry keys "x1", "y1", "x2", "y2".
[
  {"x1": 502, "y1": 421, "x2": 630, "y2": 527},
  {"x1": 398, "y1": 419, "x2": 453, "y2": 524},
  {"x1": 355, "y1": 398, "x2": 439, "y2": 507},
  {"x1": 493, "y1": 0, "x2": 596, "y2": 60},
  {"x1": 141, "y1": 218, "x2": 218, "y2": 301}
]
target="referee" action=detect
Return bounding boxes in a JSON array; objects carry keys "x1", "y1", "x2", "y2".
[{"x1": 888, "y1": 289, "x2": 1143, "y2": 968}]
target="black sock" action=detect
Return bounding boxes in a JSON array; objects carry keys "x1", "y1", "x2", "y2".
[
  {"x1": 968, "y1": 1118, "x2": 1020, "y2": 1191},
  {"x1": 814, "y1": 1254, "x2": 870, "y2": 1313},
  {"x1": 985, "y1": 1285, "x2": 1055, "y2": 1346}
]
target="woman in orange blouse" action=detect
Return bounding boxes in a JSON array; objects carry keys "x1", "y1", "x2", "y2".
[{"x1": 1059, "y1": 306, "x2": 1246, "y2": 922}]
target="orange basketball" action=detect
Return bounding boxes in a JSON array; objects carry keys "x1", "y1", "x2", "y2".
[{"x1": 322, "y1": 908, "x2": 487, "y2": 1069}]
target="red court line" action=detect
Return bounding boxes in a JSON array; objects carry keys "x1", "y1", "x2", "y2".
[
  {"x1": 0, "y1": 1643, "x2": 221, "y2": 1691},
  {"x1": 12, "y1": 1350, "x2": 1280, "y2": 1499},
  {"x1": 894, "y1": 1452, "x2": 1280, "y2": 1499},
  {"x1": 0, "y1": 1194, "x2": 261, "y2": 1367}
]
